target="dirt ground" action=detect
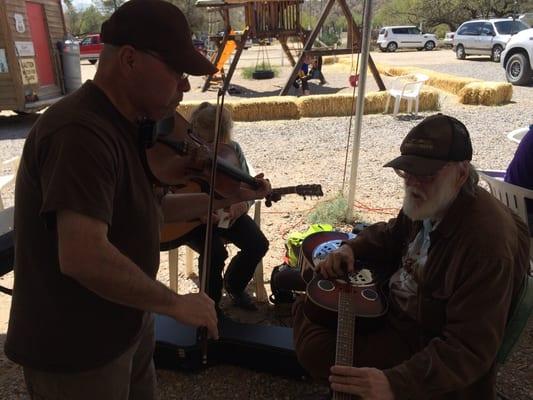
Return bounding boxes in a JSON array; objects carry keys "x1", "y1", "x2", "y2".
[{"x1": 0, "y1": 47, "x2": 532, "y2": 399}]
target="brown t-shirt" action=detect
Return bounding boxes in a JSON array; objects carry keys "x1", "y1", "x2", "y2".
[{"x1": 5, "y1": 81, "x2": 160, "y2": 372}]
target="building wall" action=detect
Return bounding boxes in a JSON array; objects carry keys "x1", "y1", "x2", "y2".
[
  {"x1": 1, "y1": 0, "x2": 66, "y2": 109},
  {"x1": 0, "y1": 0, "x2": 20, "y2": 109}
]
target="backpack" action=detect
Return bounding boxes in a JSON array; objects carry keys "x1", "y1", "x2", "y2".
[{"x1": 285, "y1": 223, "x2": 333, "y2": 268}]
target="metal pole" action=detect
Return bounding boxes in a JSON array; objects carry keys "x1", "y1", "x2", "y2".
[{"x1": 345, "y1": 0, "x2": 372, "y2": 221}]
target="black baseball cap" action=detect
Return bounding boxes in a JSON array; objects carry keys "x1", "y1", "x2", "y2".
[
  {"x1": 100, "y1": 0, "x2": 217, "y2": 76},
  {"x1": 384, "y1": 114, "x2": 473, "y2": 175}
]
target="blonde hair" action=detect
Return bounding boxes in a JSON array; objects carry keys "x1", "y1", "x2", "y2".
[{"x1": 190, "y1": 102, "x2": 233, "y2": 144}]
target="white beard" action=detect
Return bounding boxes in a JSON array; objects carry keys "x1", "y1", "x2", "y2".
[{"x1": 402, "y1": 175, "x2": 458, "y2": 221}]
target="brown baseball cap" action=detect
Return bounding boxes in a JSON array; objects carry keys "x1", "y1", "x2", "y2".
[
  {"x1": 100, "y1": 0, "x2": 217, "y2": 76},
  {"x1": 384, "y1": 114, "x2": 473, "y2": 175}
]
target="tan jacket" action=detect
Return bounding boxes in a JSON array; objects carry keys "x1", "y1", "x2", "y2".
[{"x1": 346, "y1": 187, "x2": 530, "y2": 399}]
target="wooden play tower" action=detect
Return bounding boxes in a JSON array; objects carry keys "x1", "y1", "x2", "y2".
[{"x1": 196, "y1": 0, "x2": 385, "y2": 95}]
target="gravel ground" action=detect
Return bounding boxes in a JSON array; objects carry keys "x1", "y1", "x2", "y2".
[{"x1": 0, "y1": 49, "x2": 532, "y2": 399}]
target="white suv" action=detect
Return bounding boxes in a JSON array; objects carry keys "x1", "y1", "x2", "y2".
[
  {"x1": 377, "y1": 26, "x2": 437, "y2": 52},
  {"x1": 454, "y1": 18, "x2": 529, "y2": 62},
  {"x1": 501, "y1": 28, "x2": 533, "y2": 85}
]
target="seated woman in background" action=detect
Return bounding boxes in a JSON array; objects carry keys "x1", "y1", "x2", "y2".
[
  {"x1": 505, "y1": 124, "x2": 533, "y2": 232},
  {"x1": 184, "y1": 102, "x2": 269, "y2": 311}
]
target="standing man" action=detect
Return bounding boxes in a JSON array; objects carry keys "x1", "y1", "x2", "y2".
[
  {"x1": 293, "y1": 114, "x2": 530, "y2": 399},
  {"x1": 5, "y1": 1, "x2": 270, "y2": 399}
]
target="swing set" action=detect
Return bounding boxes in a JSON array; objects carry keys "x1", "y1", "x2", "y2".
[{"x1": 195, "y1": 0, "x2": 385, "y2": 94}]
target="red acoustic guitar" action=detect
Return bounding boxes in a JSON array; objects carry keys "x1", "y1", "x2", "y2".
[
  {"x1": 301, "y1": 233, "x2": 388, "y2": 400},
  {"x1": 160, "y1": 184, "x2": 323, "y2": 249}
]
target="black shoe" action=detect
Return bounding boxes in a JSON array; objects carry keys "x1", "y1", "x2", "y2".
[{"x1": 229, "y1": 291, "x2": 258, "y2": 311}]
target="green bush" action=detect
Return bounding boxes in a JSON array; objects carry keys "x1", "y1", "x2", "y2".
[
  {"x1": 307, "y1": 194, "x2": 355, "y2": 225},
  {"x1": 241, "y1": 64, "x2": 280, "y2": 79}
]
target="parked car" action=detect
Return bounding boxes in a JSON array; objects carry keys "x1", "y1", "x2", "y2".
[
  {"x1": 79, "y1": 33, "x2": 103, "y2": 65},
  {"x1": 443, "y1": 32, "x2": 455, "y2": 48},
  {"x1": 376, "y1": 26, "x2": 437, "y2": 52},
  {"x1": 453, "y1": 18, "x2": 529, "y2": 62},
  {"x1": 501, "y1": 28, "x2": 533, "y2": 85}
]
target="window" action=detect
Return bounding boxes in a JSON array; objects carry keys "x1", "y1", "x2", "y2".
[
  {"x1": 494, "y1": 20, "x2": 529, "y2": 35},
  {"x1": 458, "y1": 22, "x2": 482, "y2": 36},
  {"x1": 408, "y1": 27, "x2": 421, "y2": 35},
  {"x1": 80, "y1": 37, "x2": 92, "y2": 45},
  {"x1": 392, "y1": 28, "x2": 409, "y2": 35},
  {"x1": 379, "y1": 28, "x2": 385, "y2": 35},
  {"x1": 481, "y1": 23, "x2": 495, "y2": 36}
]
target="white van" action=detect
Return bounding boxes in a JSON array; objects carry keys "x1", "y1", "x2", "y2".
[{"x1": 377, "y1": 26, "x2": 437, "y2": 52}]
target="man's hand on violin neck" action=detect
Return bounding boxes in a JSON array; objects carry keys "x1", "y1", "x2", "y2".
[{"x1": 317, "y1": 244, "x2": 355, "y2": 278}]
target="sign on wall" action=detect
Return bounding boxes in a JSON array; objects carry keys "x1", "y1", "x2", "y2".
[
  {"x1": 19, "y1": 58, "x2": 38, "y2": 84},
  {"x1": 0, "y1": 49, "x2": 8, "y2": 73},
  {"x1": 15, "y1": 41, "x2": 35, "y2": 57},
  {"x1": 13, "y1": 13, "x2": 26, "y2": 33}
]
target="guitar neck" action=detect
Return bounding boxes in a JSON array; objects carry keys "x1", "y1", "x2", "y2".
[
  {"x1": 333, "y1": 291, "x2": 357, "y2": 400},
  {"x1": 272, "y1": 186, "x2": 298, "y2": 196}
]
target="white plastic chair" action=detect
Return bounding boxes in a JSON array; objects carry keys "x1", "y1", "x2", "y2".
[
  {"x1": 507, "y1": 127, "x2": 529, "y2": 144},
  {"x1": 167, "y1": 199, "x2": 268, "y2": 302},
  {"x1": 0, "y1": 156, "x2": 21, "y2": 211},
  {"x1": 477, "y1": 169, "x2": 533, "y2": 267},
  {"x1": 384, "y1": 73, "x2": 429, "y2": 117}
]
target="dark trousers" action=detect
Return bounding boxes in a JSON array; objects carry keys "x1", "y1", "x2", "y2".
[
  {"x1": 23, "y1": 314, "x2": 156, "y2": 400},
  {"x1": 292, "y1": 296, "x2": 413, "y2": 382},
  {"x1": 181, "y1": 214, "x2": 269, "y2": 304}
]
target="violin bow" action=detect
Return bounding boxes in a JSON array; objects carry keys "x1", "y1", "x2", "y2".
[{"x1": 198, "y1": 83, "x2": 229, "y2": 364}]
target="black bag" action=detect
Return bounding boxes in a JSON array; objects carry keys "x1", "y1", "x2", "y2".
[{"x1": 269, "y1": 264, "x2": 297, "y2": 305}]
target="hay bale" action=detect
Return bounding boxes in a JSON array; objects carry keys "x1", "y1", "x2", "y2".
[
  {"x1": 376, "y1": 65, "x2": 477, "y2": 94},
  {"x1": 458, "y1": 82, "x2": 513, "y2": 105},
  {"x1": 178, "y1": 97, "x2": 300, "y2": 122},
  {"x1": 226, "y1": 96, "x2": 300, "y2": 121},
  {"x1": 177, "y1": 89, "x2": 439, "y2": 122},
  {"x1": 296, "y1": 94, "x2": 356, "y2": 117},
  {"x1": 297, "y1": 90, "x2": 439, "y2": 118}
]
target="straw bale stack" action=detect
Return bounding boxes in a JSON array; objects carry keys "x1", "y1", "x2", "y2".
[
  {"x1": 177, "y1": 97, "x2": 300, "y2": 122},
  {"x1": 226, "y1": 96, "x2": 300, "y2": 121},
  {"x1": 458, "y1": 81, "x2": 513, "y2": 106},
  {"x1": 376, "y1": 65, "x2": 512, "y2": 105},
  {"x1": 376, "y1": 65, "x2": 477, "y2": 94},
  {"x1": 177, "y1": 90, "x2": 440, "y2": 121}
]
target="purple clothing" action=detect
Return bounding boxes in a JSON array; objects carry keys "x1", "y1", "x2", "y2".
[{"x1": 505, "y1": 125, "x2": 533, "y2": 233}]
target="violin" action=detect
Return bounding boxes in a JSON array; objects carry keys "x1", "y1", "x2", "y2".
[{"x1": 140, "y1": 112, "x2": 260, "y2": 198}]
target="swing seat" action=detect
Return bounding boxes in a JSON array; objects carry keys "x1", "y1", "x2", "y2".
[{"x1": 252, "y1": 70, "x2": 275, "y2": 80}]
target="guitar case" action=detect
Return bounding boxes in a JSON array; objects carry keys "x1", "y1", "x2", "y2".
[
  {"x1": 154, "y1": 313, "x2": 307, "y2": 379},
  {"x1": 0, "y1": 207, "x2": 14, "y2": 295}
]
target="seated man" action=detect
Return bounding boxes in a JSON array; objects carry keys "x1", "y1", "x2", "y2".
[
  {"x1": 505, "y1": 124, "x2": 533, "y2": 232},
  {"x1": 293, "y1": 114, "x2": 530, "y2": 399}
]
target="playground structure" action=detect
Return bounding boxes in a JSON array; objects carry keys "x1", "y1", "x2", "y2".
[{"x1": 196, "y1": 0, "x2": 385, "y2": 95}]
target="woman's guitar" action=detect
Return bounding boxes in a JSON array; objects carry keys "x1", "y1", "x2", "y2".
[{"x1": 160, "y1": 184, "x2": 323, "y2": 250}]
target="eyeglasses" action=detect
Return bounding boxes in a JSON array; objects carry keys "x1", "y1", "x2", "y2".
[
  {"x1": 137, "y1": 49, "x2": 189, "y2": 81},
  {"x1": 394, "y1": 163, "x2": 452, "y2": 184}
]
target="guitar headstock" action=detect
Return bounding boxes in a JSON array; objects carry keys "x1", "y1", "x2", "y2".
[{"x1": 295, "y1": 184, "x2": 323, "y2": 199}]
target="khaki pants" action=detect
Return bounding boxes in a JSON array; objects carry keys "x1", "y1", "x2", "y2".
[
  {"x1": 292, "y1": 296, "x2": 414, "y2": 381},
  {"x1": 23, "y1": 314, "x2": 156, "y2": 400}
]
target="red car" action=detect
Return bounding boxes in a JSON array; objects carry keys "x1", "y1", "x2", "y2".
[{"x1": 79, "y1": 34, "x2": 103, "y2": 65}]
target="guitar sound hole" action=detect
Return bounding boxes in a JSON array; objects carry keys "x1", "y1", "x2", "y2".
[
  {"x1": 361, "y1": 288, "x2": 378, "y2": 301},
  {"x1": 317, "y1": 280, "x2": 335, "y2": 292}
]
